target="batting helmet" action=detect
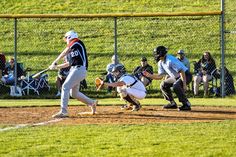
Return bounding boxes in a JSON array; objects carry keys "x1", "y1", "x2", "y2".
[
  {"x1": 64, "y1": 30, "x2": 78, "y2": 43},
  {"x1": 111, "y1": 64, "x2": 126, "y2": 79},
  {"x1": 177, "y1": 49, "x2": 185, "y2": 54},
  {"x1": 153, "y1": 46, "x2": 168, "y2": 62}
]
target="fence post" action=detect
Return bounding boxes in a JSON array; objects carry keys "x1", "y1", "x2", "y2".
[
  {"x1": 220, "y1": 0, "x2": 225, "y2": 97},
  {"x1": 114, "y1": 17, "x2": 118, "y2": 64},
  {"x1": 14, "y1": 18, "x2": 18, "y2": 95}
]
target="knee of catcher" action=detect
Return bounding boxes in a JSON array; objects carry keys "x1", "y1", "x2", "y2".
[
  {"x1": 117, "y1": 86, "x2": 123, "y2": 93},
  {"x1": 118, "y1": 89, "x2": 128, "y2": 98}
]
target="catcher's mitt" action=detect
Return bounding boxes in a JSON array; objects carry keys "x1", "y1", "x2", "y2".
[{"x1": 95, "y1": 77, "x2": 104, "y2": 91}]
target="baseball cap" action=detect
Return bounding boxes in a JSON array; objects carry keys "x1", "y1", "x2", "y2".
[
  {"x1": 177, "y1": 50, "x2": 185, "y2": 54},
  {"x1": 111, "y1": 55, "x2": 116, "y2": 61},
  {"x1": 111, "y1": 55, "x2": 118, "y2": 61},
  {"x1": 141, "y1": 56, "x2": 147, "y2": 62}
]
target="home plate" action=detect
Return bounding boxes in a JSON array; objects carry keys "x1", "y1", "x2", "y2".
[{"x1": 78, "y1": 112, "x2": 96, "y2": 116}]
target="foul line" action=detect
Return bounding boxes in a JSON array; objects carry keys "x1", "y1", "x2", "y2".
[{"x1": 0, "y1": 119, "x2": 63, "y2": 132}]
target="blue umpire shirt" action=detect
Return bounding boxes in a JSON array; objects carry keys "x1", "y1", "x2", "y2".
[{"x1": 158, "y1": 54, "x2": 188, "y2": 79}]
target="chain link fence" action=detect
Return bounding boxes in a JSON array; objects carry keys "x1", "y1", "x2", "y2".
[
  {"x1": 0, "y1": 11, "x2": 235, "y2": 98},
  {"x1": 224, "y1": 0, "x2": 236, "y2": 96}
]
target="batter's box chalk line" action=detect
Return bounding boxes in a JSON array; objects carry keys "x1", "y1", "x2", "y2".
[{"x1": 0, "y1": 119, "x2": 63, "y2": 132}]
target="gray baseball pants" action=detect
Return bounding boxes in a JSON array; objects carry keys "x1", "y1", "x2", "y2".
[
  {"x1": 160, "y1": 71, "x2": 192, "y2": 103},
  {"x1": 60, "y1": 66, "x2": 95, "y2": 113}
]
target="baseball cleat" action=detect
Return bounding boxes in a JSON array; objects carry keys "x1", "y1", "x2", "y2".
[
  {"x1": 132, "y1": 104, "x2": 142, "y2": 111},
  {"x1": 132, "y1": 101, "x2": 141, "y2": 111},
  {"x1": 178, "y1": 101, "x2": 191, "y2": 111},
  {"x1": 52, "y1": 111, "x2": 68, "y2": 118},
  {"x1": 120, "y1": 104, "x2": 133, "y2": 110},
  {"x1": 88, "y1": 100, "x2": 98, "y2": 115},
  {"x1": 163, "y1": 103, "x2": 178, "y2": 109},
  {"x1": 178, "y1": 105, "x2": 191, "y2": 111}
]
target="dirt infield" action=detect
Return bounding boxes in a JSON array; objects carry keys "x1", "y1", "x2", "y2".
[{"x1": 0, "y1": 105, "x2": 236, "y2": 126}]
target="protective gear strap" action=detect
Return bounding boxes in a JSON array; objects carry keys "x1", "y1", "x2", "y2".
[
  {"x1": 120, "y1": 74, "x2": 138, "y2": 88},
  {"x1": 127, "y1": 80, "x2": 137, "y2": 88}
]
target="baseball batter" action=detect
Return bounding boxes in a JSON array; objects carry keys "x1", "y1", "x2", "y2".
[
  {"x1": 101, "y1": 64, "x2": 146, "y2": 111},
  {"x1": 49, "y1": 30, "x2": 97, "y2": 118}
]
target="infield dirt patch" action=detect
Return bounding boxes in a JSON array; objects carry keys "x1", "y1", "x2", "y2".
[{"x1": 0, "y1": 106, "x2": 236, "y2": 125}]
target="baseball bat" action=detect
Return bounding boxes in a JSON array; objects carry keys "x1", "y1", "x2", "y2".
[{"x1": 32, "y1": 68, "x2": 49, "y2": 79}]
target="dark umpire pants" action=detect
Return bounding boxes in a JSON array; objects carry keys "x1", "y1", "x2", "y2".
[{"x1": 160, "y1": 71, "x2": 192, "y2": 103}]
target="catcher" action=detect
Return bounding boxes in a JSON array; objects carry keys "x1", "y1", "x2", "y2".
[{"x1": 96, "y1": 64, "x2": 146, "y2": 111}]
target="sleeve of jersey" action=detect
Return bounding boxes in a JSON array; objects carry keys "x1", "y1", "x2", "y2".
[
  {"x1": 133, "y1": 66, "x2": 140, "y2": 74},
  {"x1": 106, "y1": 64, "x2": 114, "y2": 73},
  {"x1": 158, "y1": 62, "x2": 165, "y2": 75},
  {"x1": 185, "y1": 59, "x2": 190, "y2": 69},
  {"x1": 171, "y1": 60, "x2": 187, "y2": 73},
  {"x1": 120, "y1": 76, "x2": 133, "y2": 85},
  {"x1": 146, "y1": 65, "x2": 153, "y2": 74}
]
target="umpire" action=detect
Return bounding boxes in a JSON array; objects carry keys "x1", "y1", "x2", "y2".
[{"x1": 143, "y1": 46, "x2": 192, "y2": 111}]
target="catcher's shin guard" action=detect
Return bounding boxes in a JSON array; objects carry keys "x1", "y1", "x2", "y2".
[{"x1": 123, "y1": 94, "x2": 139, "y2": 106}]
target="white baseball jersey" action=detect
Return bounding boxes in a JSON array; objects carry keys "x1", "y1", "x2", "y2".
[{"x1": 117, "y1": 74, "x2": 146, "y2": 99}]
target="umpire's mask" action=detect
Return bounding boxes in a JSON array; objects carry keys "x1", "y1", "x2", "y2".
[{"x1": 153, "y1": 46, "x2": 168, "y2": 63}]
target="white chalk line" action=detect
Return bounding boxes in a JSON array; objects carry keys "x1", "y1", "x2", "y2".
[{"x1": 0, "y1": 119, "x2": 63, "y2": 132}]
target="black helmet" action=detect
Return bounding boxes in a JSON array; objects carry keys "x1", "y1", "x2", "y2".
[
  {"x1": 153, "y1": 46, "x2": 168, "y2": 62},
  {"x1": 111, "y1": 64, "x2": 126, "y2": 79}
]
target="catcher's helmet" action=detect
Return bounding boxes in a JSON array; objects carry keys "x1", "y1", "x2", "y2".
[
  {"x1": 153, "y1": 46, "x2": 168, "y2": 62},
  {"x1": 64, "y1": 30, "x2": 78, "y2": 43},
  {"x1": 111, "y1": 64, "x2": 126, "y2": 79}
]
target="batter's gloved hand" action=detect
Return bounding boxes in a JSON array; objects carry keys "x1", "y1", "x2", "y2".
[
  {"x1": 95, "y1": 77, "x2": 104, "y2": 91},
  {"x1": 49, "y1": 62, "x2": 57, "y2": 70}
]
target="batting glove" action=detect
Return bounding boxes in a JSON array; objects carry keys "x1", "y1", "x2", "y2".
[{"x1": 49, "y1": 64, "x2": 57, "y2": 70}]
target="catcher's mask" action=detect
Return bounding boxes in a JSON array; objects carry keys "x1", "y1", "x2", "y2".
[
  {"x1": 111, "y1": 64, "x2": 126, "y2": 80},
  {"x1": 153, "y1": 46, "x2": 168, "y2": 63},
  {"x1": 64, "y1": 30, "x2": 78, "y2": 44}
]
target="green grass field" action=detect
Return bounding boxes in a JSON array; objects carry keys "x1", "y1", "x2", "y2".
[
  {"x1": 1, "y1": 97, "x2": 236, "y2": 107},
  {"x1": 0, "y1": 98, "x2": 236, "y2": 157},
  {"x1": 0, "y1": 121, "x2": 235, "y2": 157}
]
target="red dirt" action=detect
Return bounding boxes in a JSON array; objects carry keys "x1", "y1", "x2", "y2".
[{"x1": 0, "y1": 106, "x2": 236, "y2": 125}]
